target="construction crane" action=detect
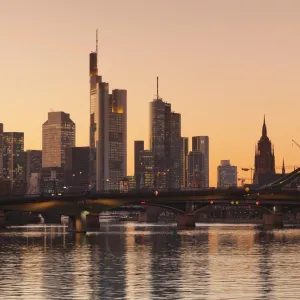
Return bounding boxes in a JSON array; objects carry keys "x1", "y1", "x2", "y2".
[{"x1": 292, "y1": 139, "x2": 300, "y2": 149}]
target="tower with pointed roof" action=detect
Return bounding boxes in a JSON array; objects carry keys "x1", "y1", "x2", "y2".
[
  {"x1": 282, "y1": 159, "x2": 285, "y2": 175},
  {"x1": 253, "y1": 116, "x2": 275, "y2": 182}
]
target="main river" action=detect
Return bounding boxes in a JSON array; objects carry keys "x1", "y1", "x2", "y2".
[{"x1": 0, "y1": 223, "x2": 300, "y2": 299}]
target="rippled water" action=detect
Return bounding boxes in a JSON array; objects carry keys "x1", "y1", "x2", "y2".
[{"x1": 0, "y1": 223, "x2": 300, "y2": 299}]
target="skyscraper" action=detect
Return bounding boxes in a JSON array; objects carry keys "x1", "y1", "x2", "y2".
[
  {"x1": 192, "y1": 136, "x2": 209, "y2": 187},
  {"x1": 0, "y1": 123, "x2": 3, "y2": 179},
  {"x1": 3, "y1": 132, "x2": 25, "y2": 194},
  {"x1": 108, "y1": 89, "x2": 127, "y2": 190},
  {"x1": 89, "y1": 32, "x2": 127, "y2": 192},
  {"x1": 181, "y1": 137, "x2": 188, "y2": 187},
  {"x1": 217, "y1": 160, "x2": 237, "y2": 188},
  {"x1": 253, "y1": 116, "x2": 275, "y2": 182},
  {"x1": 134, "y1": 141, "x2": 144, "y2": 189},
  {"x1": 170, "y1": 112, "x2": 182, "y2": 188},
  {"x1": 150, "y1": 77, "x2": 181, "y2": 189},
  {"x1": 42, "y1": 111, "x2": 75, "y2": 168}
]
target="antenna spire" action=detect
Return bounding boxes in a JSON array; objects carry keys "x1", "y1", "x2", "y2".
[{"x1": 96, "y1": 29, "x2": 98, "y2": 54}]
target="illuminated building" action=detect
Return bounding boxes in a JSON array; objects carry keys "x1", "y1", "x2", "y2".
[
  {"x1": 42, "y1": 111, "x2": 75, "y2": 195},
  {"x1": 150, "y1": 77, "x2": 182, "y2": 189},
  {"x1": 42, "y1": 111, "x2": 75, "y2": 168},
  {"x1": 134, "y1": 141, "x2": 144, "y2": 189},
  {"x1": 192, "y1": 136, "x2": 209, "y2": 187},
  {"x1": 217, "y1": 160, "x2": 237, "y2": 188},
  {"x1": 140, "y1": 150, "x2": 154, "y2": 189},
  {"x1": 0, "y1": 123, "x2": 3, "y2": 179},
  {"x1": 3, "y1": 132, "x2": 25, "y2": 194},
  {"x1": 126, "y1": 176, "x2": 136, "y2": 190},
  {"x1": 64, "y1": 147, "x2": 89, "y2": 193},
  {"x1": 187, "y1": 151, "x2": 204, "y2": 188},
  {"x1": 89, "y1": 33, "x2": 127, "y2": 192},
  {"x1": 253, "y1": 116, "x2": 275, "y2": 184}
]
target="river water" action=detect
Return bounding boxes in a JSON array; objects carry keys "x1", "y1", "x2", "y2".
[{"x1": 0, "y1": 223, "x2": 300, "y2": 299}]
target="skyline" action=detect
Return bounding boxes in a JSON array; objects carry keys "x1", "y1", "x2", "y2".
[{"x1": 1, "y1": 1, "x2": 300, "y2": 185}]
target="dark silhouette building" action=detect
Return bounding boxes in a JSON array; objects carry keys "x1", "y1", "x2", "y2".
[
  {"x1": 253, "y1": 116, "x2": 275, "y2": 183},
  {"x1": 192, "y1": 136, "x2": 209, "y2": 187},
  {"x1": 64, "y1": 147, "x2": 89, "y2": 193},
  {"x1": 187, "y1": 151, "x2": 204, "y2": 188},
  {"x1": 25, "y1": 150, "x2": 42, "y2": 184},
  {"x1": 134, "y1": 141, "x2": 144, "y2": 189},
  {"x1": 0, "y1": 123, "x2": 3, "y2": 179}
]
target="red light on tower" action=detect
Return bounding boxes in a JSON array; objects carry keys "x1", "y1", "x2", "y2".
[
  {"x1": 209, "y1": 200, "x2": 214, "y2": 205},
  {"x1": 256, "y1": 201, "x2": 259, "y2": 205}
]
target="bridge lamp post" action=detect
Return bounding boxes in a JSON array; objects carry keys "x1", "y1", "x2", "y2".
[{"x1": 241, "y1": 168, "x2": 254, "y2": 184}]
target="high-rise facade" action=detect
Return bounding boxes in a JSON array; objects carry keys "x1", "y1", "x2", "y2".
[
  {"x1": 65, "y1": 147, "x2": 89, "y2": 193},
  {"x1": 181, "y1": 137, "x2": 188, "y2": 187},
  {"x1": 170, "y1": 112, "x2": 182, "y2": 188},
  {"x1": 134, "y1": 141, "x2": 144, "y2": 189},
  {"x1": 89, "y1": 36, "x2": 127, "y2": 192},
  {"x1": 187, "y1": 150, "x2": 204, "y2": 188},
  {"x1": 140, "y1": 150, "x2": 154, "y2": 189},
  {"x1": 150, "y1": 97, "x2": 171, "y2": 184},
  {"x1": 108, "y1": 89, "x2": 127, "y2": 190},
  {"x1": 0, "y1": 123, "x2": 3, "y2": 179},
  {"x1": 217, "y1": 160, "x2": 237, "y2": 188},
  {"x1": 192, "y1": 136, "x2": 209, "y2": 187},
  {"x1": 3, "y1": 132, "x2": 25, "y2": 194},
  {"x1": 253, "y1": 116, "x2": 275, "y2": 182},
  {"x1": 42, "y1": 111, "x2": 75, "y2": 168},
  {"x1": 25, "y1": 150, "x2": 42, "y2": 192},
  {"x1": 150, "y1": 78, "x2": 182, "y2": 189}
]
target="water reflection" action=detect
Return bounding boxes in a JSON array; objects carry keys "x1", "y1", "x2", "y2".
[{"x1": 1, "y1": 224, "x2": 300, "y2": 299}]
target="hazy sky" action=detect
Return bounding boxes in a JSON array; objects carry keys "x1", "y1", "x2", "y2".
[{"x1": 1, "y1": 0, "x2": 300, "y2": 185}]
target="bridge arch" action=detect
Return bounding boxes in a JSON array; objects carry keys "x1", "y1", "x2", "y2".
[
  {"x1": 194, "y1": 204, "x2": 273, "y2": 216},
  {"x1": 146, "y1": 204, "x2": 186, "y2": 215}
]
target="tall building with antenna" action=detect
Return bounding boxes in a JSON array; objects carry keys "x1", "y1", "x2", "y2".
[
  {"x1": 89, "y1": 31, "x2": 127, "y2": 192},
  {"x1": 150, "y1": 77, "x2": 182, "y2": 189}
]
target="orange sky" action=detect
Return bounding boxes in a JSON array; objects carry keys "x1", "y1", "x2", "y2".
[{"x1": 1, "y1": 0, "x2": 300, "y2": 186}]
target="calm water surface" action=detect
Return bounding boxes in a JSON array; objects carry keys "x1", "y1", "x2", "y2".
[{"x1": 0, "y1": 223, "x2": 300, "y2": 299}]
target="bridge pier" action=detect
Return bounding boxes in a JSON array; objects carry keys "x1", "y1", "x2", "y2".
[
  {"x1": 177, "y1": 214, "x2": 196, "y2": 229},
  {"x1": 138, "y1": 207, "x2": 159, "y2": 223},
  {"x1": 68, "y1": 212, "x2": 87, "y2": 233},
  {"x1": 86, "y1": 214, "x2": 100, "y2": 230},
  {"x1": 263, "y1": 213, "x2": 283, "y2": 229},
  {"x1": 42, "y1": 213, "x2": 62, "y2": 225},
  {"x1": 0, "y1": 211, "x2": 5, "y2": 229}
]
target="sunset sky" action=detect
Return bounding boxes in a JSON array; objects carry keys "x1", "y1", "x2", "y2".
[{"x1": 1, "y1": 0, "x2": 300, "y2": 186}]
